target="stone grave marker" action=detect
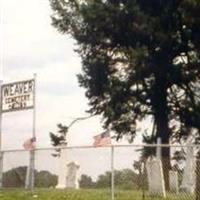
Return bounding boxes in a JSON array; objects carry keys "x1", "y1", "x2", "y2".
[
  {"x1": 169, "y1": 170, "x2": 179, "y2": 193},
  {"x1": 146, "y1": 157, "x2": 166, "y2": 197},
  {"x1": 66, "y1": 161, "x2": 80, "y2": 189},
  {"x1": 56, "y1": 147, "x2": 68, "y2": 189},
  {"x1": 180, "y1": 140, "x2": 196, "y2": 193}
]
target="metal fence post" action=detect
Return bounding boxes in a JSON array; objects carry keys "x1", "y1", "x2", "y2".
[
  {"x1": 0, "y1": 151, "x2": 3, "y2": 188},
  {"x1": 25, "y1": 150, "x2": 35, "y2": 190},
  {"x1": 30, "y1": 149, "x2": 35, "y2": 191},
  {"x1": 196, "y1": 156, "x2": 200, "y2": 200},
  {"x1": 111, "y1": 145, "x2": 114, "y2": 200},
  {"x1": 0, "y1": 80, "x2": 3, "y2": 189}
]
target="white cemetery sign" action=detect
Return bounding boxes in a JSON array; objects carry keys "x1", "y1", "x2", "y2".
[
  {"x1": 146, "y1": 157, "x2": 166, "y2": 197},
  {"x1": 66, "y1": 162, "x2": 80, "y2": 189},
  {"x1": 0, "y1": 77, "x2": 36, "y2": 189},
  {"x1": 1, "y1": 79, "x2": 35, "y2": 113},
  {"x1": 180, "y1": 140, "x2": 196, "y2": 193},
  {"x1": 169, "y1": 170, "x2": 179, "y2": 193}
]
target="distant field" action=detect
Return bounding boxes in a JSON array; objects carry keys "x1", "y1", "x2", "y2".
[{"x1": 0, "y1": 189, "x2": 195, "y2": 200}]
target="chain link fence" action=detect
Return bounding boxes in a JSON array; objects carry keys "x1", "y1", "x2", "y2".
[{"x1": 0, "y1": 144, "x2": 200, "y2": 200}]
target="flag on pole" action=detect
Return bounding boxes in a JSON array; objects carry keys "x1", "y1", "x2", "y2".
[
  {"x1": 93, "y1": 131, "x2": 111, "y2": 147},
  {"x1": 23, "y1": 137, "x2": 36, "y2": 150}
]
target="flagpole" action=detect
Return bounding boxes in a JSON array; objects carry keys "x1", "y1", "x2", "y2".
[{"x1": 0, "y1": 80, "x2": 3, "y2": 188}]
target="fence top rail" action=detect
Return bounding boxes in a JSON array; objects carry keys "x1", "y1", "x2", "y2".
[{"x1": 1, "y1": 143, "x2": 200, "y2": 153}]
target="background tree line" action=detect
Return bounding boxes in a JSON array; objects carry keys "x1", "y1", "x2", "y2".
[
  {"x1": 80, "y1": 168, "x2": 147, "y2": 190},
  {"x1": 2, "y1": 166, "x2": 57, "y2": 188},
  {"x1": 2, "y1": 166, "x2": 147, "y2": 190}
]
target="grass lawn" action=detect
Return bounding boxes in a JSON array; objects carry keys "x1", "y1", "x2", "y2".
[{"x1": 0, "y1": 189, "x2": 195, "y2": 200}]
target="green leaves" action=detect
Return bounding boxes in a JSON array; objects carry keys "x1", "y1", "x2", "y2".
[
  {"x1": 50, "y1": 0, "x2": 200, "y2": 144},
  {"x1": 49, "y1": 123, "x2": 68, "y2": 149}
]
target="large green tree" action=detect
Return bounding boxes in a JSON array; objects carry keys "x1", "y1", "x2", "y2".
[
  {"x1": 2, "y1": 167, "x2": 57, "y2": 188},
  {"x1": 79, "y1": 174, "x2": 95, "y2": 188},
  {"x1": 50, "y1": 0, "x2": 200, "y2": 188},
  {"x1": 95, "y1": 169, "x2": 139, "y2": 190}
]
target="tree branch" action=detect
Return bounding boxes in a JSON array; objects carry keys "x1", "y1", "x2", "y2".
[{"x1": 68, "y1": 114, "x2": 97, "y2": 129}]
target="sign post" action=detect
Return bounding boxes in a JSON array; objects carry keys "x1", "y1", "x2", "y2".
[
  {"x1": 0, "y1": 76, "x2": 36, "y2": 190},
  {"x1": 30, "y1": 73, "x2": 36, "y2": 190}
]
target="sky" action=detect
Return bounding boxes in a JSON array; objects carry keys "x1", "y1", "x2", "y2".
[
  {"x1": 0, "y1": 0, "x2": 152, "y2": 151},
  {"x1": 0, "y1": 0, "x2": 156, "y2": 180},
  {"x1": 0, "y1": 0, "x2": 106, "y2": 150}
]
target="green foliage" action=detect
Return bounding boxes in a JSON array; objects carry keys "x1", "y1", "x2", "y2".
[
  {"x1": 95, "y1": 171, "x2": 111, "y2": 188},
  {"x1": 49, "y1": 123, "x2": 68, "y2": 156},
  {"x1": 79, "y1": 169, "x2": 146, "y2": 190},
  {"x1": 95, "y1": 168, "x2": 145, "y2": 190},
  {"x1": 49, "y1": 123, "x2": 68, "y2": 147},
  {"x1": 49, "y1": 116, "x2": 94, "y2": 151},
  {"x1": 79, "y1": 174, "x2": 95, "y2": 188},
  {"x1": 35, "y1": 171, "x2": 57, "y2": 187},
  {"x1": 114, "y1": 169, "x2": 139, "y2": 190},
  {"x1": 50, "y1": 0, "x2": 200, "y2": 145},
  {"x1": 2, "y1": 166, "x2": 57, "y2": 188},
  {"x1": 3, "y1": 166, "x2": 28, "y2": 187},
  {"x1": 1, "y1": 188, "x2": 194, "y2": 200}
]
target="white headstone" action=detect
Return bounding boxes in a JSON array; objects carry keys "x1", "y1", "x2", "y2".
[
  {"x1": 156, "y1": 138, "x2": 161, "y2": 160},
  {"x1": 169, "y1": 170, "x2": 179, "y2": 193},
  {"x1": 180, "y1": 139, "x2": 196, "y2": 193},
  {"x1": 66, "y1": 162, "x2": 80, "y2": 189},
  {"x1": 146, "y1": 157, "x2": 166, "y2": 197},
  {"x1": 56, "y1": 147, "x2": 68, "y2": 189}
]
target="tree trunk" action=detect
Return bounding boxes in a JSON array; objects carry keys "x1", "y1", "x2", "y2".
[
  {"x1": 154, "y1": 79, "x2": 171, "y2": 191},
  {"x1": 162, "y1": 150, "x2": 170, "y2": 191},
  {"x1": 156, "y1": 112, "x2": 170, "y2": 191}
]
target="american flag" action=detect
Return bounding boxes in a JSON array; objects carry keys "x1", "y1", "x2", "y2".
[
  {"x1": 93, "y1": 131, "x2": 111, "y2": 147},
  {"x1": 23, "y1": 137, "x2": 36, "y2": 150}
]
